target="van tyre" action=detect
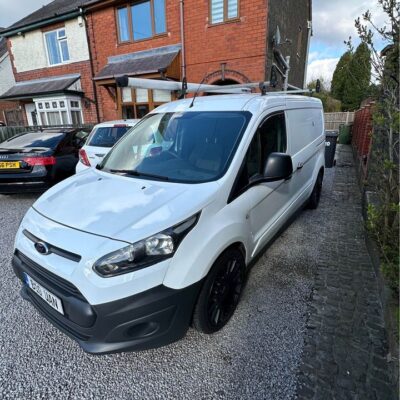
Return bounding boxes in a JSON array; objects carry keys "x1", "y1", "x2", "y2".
[
  {"x1": 308, "y1": 171, "x2": 323, "y2": 209},
  {"x1": 192, "y1": 248, "x2": 246, "y2": 334}
]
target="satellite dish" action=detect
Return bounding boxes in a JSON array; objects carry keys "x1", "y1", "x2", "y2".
[{"x1": 273, "y1": 26, "x2": 281, "y2": 47}]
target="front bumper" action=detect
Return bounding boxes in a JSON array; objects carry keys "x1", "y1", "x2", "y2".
[{"x1": 12, "y1": 251, "x2": 203, "y2": 354}]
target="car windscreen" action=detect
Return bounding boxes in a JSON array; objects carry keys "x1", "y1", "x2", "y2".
[
  {"x1": 0, "y1": 132, "x2": 65, "y2": 149},
  {"x1": 87, "y1": 126, "x2": 131, "y2": 148},
  {"x1": 100, "y1": 111, "x2": 252, "y2": 183}
]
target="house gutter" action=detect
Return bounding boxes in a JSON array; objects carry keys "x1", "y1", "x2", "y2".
[
  {"x1": 179, "y1": 0, "x2": 186, "y2": 80},
  {"x1": 83, "y1": 10, "x2": 101, "y2": 123},
  {"x1": 303, "y1": 20, "x2": 312, "y2": 88},
  {"x1": 0, "y1": 10, "x2": 82, "y2": 37}
]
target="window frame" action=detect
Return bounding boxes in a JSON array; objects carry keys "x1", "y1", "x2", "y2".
[
  {"x1": 34, "y1": 96, "x2": 84, "y2": 127},
  {"x1": 120, "y1": 87, "x2": 173, "y2": 119},
  {"x1": 228, "y1": 111, "x2": 288, "y2": 203},
  {"x1": 116, "y1": 0, "x2": 167, "y2": 44},
  {"x1": 44, "y1": 28, "x2": 70, "y2": 66},
  {"x1": 209, "y1": 0, "x2": 240, "y2": 25}
]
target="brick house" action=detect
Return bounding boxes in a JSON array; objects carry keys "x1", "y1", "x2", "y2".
[
  {"x1": 0, "y1": 1, "x2": 99, "y2": 126},
  {"x1": 0, "y1": 0, "x2": 312, "y2": 124},
  {"x1": 86, "y1": 0, "x2": 312, "y2": 120}
]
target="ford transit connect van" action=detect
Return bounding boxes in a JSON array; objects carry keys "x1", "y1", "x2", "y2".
[{"x1": 12, "y1": 94, "x2": 325, "y2": 354}]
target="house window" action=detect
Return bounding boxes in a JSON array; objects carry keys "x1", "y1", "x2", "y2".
[
  {"x1": 210, "y1": 0, "x2": 238, "y2": 24},
  {"x1": 44, "y1": 28, "x2": 70, "y2": 65},
  {"x1": 34, "y1": 96, "x2": 83, "y2": 126},
  {"x1": 121, "y1": 88, "x2": 172, "y2": 119},
  {"x1": 117, "y1": 0, "x2": 166, "y2": 43},
  {"x1": 117, "y1": 8, "x2": 130, "y2": 42}
]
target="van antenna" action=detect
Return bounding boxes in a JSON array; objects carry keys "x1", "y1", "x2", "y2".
[{"x1": 189, "y1": 74, "x2": 209, "y2": 108}]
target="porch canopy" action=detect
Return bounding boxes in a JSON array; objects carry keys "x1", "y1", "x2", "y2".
[
  {"x1": 0, "y1": 74, "x2": 83, "y2": 101},
  {"x1": 94, "y1": 44, "x2": 181, "y2": 84}
]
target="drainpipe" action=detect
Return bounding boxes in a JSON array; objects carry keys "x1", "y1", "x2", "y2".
[
  {"x1": 179, "y1": 0, "x2": 186, "y2": 81},
  {"x1": 82, "y1": 9, "x2": 101, "y2": 123},
  {"x1": 303, "y1": 20, "x2": 312, "y2": 89}
]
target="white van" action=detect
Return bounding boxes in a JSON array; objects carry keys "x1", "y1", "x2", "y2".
[
  {"x1": 76, "y1": 120, "x2": 139, "y2": 172},
  {"x1": 12, "y1": 93, "x2": 325, "y2": 354}
]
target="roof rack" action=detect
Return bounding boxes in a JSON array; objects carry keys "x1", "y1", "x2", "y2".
[
  {"x1": 115, "y1": 54, "x2": 320, "y2": 97},
  {"x1": 116, "y1": 75, "x2": 317, "y2": 97}
]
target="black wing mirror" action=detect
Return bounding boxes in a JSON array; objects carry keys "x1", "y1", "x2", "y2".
[{"x1": 263, "y1": 152, "x2": 293, "y2": 182}]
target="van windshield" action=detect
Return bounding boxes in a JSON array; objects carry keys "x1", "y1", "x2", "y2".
[{"x1": 100, "y1": 111, "x2": 251, "y2": 183}]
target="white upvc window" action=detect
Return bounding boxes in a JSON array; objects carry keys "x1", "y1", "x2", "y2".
[
  {"x1": 34, "y1": 96, "x2": 84, "y2": 126},
  {"x1": 44, "y1": 28, "x2": 70, "y2": 66}
]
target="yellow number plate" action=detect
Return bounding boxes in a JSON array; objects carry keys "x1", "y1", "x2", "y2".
[{"x1": 0, "y1": 161, "x2": 20, "y2": 169}]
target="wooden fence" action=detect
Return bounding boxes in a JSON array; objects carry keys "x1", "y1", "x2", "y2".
[
  {"x1": 324, "y1": 112, "x2": 355, "y2": 131},
  {"x1": 0, "y1": 124, "x2": 94, "y2": 143}
]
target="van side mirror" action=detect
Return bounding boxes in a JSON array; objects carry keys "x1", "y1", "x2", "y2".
[{"x1": 263, "y1": 152, "x2": 293, "y2": 182}]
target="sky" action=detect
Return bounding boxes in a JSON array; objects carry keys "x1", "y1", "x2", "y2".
[
  {"x1": 0, "y1": 0, "x2": 388, "y2": 87},
  {"x1": 307, "y1": 0, "x2": 387, "y2": 87}
]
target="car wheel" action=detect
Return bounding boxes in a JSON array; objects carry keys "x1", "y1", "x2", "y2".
[
  {"x1": 192, "y1": 248, "x2": 246, "y2": 334},
  {"x1": 308, "y1": 171, "x2": 323, "y2": 209}
]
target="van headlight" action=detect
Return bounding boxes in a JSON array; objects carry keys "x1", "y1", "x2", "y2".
[{"x1": 93, "y1": 213, "x2": 200, "y2": 277}]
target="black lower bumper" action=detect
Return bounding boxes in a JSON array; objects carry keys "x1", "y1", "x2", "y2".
[
  {"x1": 12, "y1": 252, "x2": 203, "y2": 354},
  {"x1": 0, "y1": 181, "x2": 50, "y2": 194}
]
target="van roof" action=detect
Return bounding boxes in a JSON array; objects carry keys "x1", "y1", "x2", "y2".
[{"x1": 153, "y1": 94, "x2": 322, "y2": 114}]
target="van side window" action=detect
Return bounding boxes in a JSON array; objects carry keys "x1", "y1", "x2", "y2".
[
  {"x1": 229, "y1": 112, "x2": 287, "y2": 201},
  {"x1": 259, "y1": 113, "x2": 287, "y2": 164}
]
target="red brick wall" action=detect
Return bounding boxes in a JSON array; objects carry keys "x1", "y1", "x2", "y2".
[{"x1": 185, "y1": 0, "x2": 267, "y2": 83}]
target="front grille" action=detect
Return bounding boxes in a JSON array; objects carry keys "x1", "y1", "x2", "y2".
[
  {"x1": 15, "y1": 250, "x2": 84, "y2": 300},
  {"x1": 22, "y1": 230, "x2": 82, "y2": 263}
]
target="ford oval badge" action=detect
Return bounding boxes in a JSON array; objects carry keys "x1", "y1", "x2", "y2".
[{"x1": 35, "y1": 242, "x2": 50, "y2": 255}]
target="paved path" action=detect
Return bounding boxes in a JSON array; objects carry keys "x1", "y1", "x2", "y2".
[{"x1": 296, "y1": 145, "x2": 397, "y2": 400}]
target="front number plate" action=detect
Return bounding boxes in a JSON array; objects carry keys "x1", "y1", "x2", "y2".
[{"x1": 24, "y1": 273, "x2": 64, "y2": 315}]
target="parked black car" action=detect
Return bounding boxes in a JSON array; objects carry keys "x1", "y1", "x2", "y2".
[{"x1": 0, "y1": 129, "x2": 90, "y2": 194}]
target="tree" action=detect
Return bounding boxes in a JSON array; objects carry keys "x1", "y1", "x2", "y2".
[
  {"x1": 307, "y1": 78, "x2": 341, "y2": 112},
  {"x1": 331, "y1": 51, "x2": 353, "y2": 102},
  {"x1": 342, "y1": 42, "x2": 372, "y2": 110},
  {"x1": 351, "y1": 0, "x2": 399, "y2": 293}
]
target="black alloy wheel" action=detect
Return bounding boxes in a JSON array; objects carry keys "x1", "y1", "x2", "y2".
[
  {"x1": 193, "y1": 248, "x2": 246, "y2": 334},
  {"x1": 308, "y1": 171, "x2": 323, "y2": 209}
]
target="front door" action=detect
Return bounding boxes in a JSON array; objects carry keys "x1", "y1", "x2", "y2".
[
  {"x1": 25, "y1": 103, "x2": 37, "y2": 126},
  {"x1": 229, "y1": 111, "x2": 292, "y2": 257},
  {"x1": 247, "y1": 112, "x2": 292, "y2": 254}
]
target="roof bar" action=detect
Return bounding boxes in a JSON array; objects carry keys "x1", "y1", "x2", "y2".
[
  {"x1": 115, "y1": 75, "x2": 314, "y2": 96},
  {"x1": 115, "y1": 76, "x2": 250, "y2": 94}
]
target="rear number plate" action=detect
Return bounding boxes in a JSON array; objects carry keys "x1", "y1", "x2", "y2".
[
  {"x1": 0, "y1": 161, "x2": 20, "y2": 169},
  {"x1": 24, "y1": 273, "x2": 64, "y2": 315}
]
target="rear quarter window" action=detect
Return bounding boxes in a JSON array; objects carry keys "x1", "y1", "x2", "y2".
[
  {"x1": 87, "y1": 126, "x2": 130, "y2": 148},
  {"x1": 287, "y1": 109, "x2": 324, "y2": 155}
]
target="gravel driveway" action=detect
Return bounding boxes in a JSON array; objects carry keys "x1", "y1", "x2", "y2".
[{"x1": 0, "y1": 174, "x2": 332, "y2": 400}]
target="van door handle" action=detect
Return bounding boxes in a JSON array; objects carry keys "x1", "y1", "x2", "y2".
[{"x1": 297, "y1": 162, "x2": 304, "y2": 170}]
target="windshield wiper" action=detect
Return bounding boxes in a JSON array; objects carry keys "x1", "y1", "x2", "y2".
[{"x1": 109, "y1": 169, "x2": 169, "y2": 181}]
